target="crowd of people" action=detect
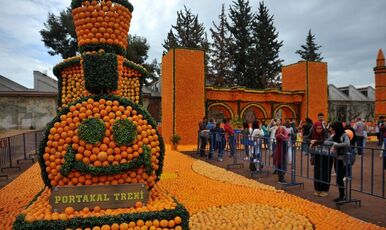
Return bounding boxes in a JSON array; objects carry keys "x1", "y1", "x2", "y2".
[{"x1": 198, "y1": 113, "x2": 386, "y2": 203}]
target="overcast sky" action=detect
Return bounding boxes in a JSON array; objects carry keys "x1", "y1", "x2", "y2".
[{"x1": 0, "y1": 0, "x2": 385, "y2": 88}]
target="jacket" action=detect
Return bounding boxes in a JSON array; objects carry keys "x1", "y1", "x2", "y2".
[{"x1": 324, "y1": 133, "x2": 351, "y2": 161}]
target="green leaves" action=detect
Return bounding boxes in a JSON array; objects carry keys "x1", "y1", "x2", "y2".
[
  {"x1": 53, "y1": 56, "x2": 81, "y2": 78},
  {"x1": 13, "y1": 201, "x2": 189, "y2": 230},
  {"x1": 78, "y1": 118, "x2": 105, "y2": 144},
  {"x1": 79, "y1": 43, "x2": 126, "y2": 56},
  {"x1": 60, "y1": 146, "x2": 152, "y2": 177},
  {"x1": 123, "y1": 59, "x2": 149, "y2": 76},
  {"x1": 112, "y1": 119, "x2": 136, "y2": 146},
  {"x1": 83, "y1": 52, "x2": 118, "y2": 94}
]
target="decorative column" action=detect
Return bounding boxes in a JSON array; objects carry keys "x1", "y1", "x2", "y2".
[{"x1": 375, "y1": 49, "x2": 386, "y2": 119}]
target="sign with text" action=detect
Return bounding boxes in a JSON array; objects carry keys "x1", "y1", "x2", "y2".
[{"x1": 50, "y1": 184, "x2": 149, "y2": 212}]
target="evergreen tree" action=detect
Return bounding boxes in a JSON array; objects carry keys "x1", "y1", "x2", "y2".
[
  {"x1": 125, "y1": 35, "x2": 149, "y2": 64},
  {"x1": 162, "y1": 29, "x2": 178, "y2": 53},
  {"x1": 40, "y1": 7, "x2": 77, "y2": 59},
  {"x1": 208, "y1": 4, "x2": 234, "y2": 87},
  {"x1": 126, "y1": 35, "x2": 159, "y2": 86},
  {"x1": 162, "y1": 6, "x2": 207, "y2": 53},
  {"x1": 249, "y1": 2, "x2": 283, "y2": 89},
  {"x1": 296, "y1": 29, "x2": 323, "y2": 61},
  {"x1": 227, "y1": 0, "x2": 254, "y2": 86},
  {"x1": 142, "y1": 59, "x2": 160, "y2": 86}
]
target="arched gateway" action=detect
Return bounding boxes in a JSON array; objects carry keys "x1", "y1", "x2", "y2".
[
  {"x1": 162, "y1": 48, "x2": 328, "y2": 145},
  {"x1": 205, "y1": 87, "x2": 303, "y2": 123}
]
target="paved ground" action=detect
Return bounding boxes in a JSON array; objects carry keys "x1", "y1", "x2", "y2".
[
  {"x1": 0, "y1": 129, "x2": 41, "y2": 188},
  {"x1": 183, "y1": 142, "x2": 386, "y2": 227}
]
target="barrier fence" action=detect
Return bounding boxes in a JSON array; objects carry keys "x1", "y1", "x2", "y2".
[
  {"x1": 197, "y1": 131, "x2": 385, "y2": 208},
  {"x1": 0, "y1": 130, "x2": 44, "y2": 180}
]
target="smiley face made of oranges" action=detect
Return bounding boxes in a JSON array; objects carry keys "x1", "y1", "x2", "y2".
[{"x1": 39, "y1": 95, "x2": 164, "y2": 190}]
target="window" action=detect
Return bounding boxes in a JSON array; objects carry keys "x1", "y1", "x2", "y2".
[
  {"x1": 341, "y1": 90, "x2": 349, "y2": 96},
  {"x1": 360, "y1": 90, "x2": 368, "y2": 97}
]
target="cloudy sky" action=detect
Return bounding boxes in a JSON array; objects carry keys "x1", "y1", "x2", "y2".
[{"x1": 0, "y1": 0, "x2": 385, "y2": 88}]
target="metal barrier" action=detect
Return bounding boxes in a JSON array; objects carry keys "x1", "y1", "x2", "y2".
[
  {"x1": 196, "y1": 131, "x2": 385, "y2": 208},
  {"x1": 0, "y1": 130, "x2": 44, "y2": 180}
]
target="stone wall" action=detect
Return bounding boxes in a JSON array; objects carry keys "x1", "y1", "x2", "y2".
[{"x1": 0, "y1": 94, "x2": 57, "y2": 131}]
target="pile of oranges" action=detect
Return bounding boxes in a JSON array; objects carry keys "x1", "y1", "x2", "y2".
[
  {"x1": 60, "y1": 65, "x2": 87, "y2": 107},
  {"x1": 56, "y1": 53, "x2": 145, "y2": 108},
  {"x1": 72, "y1": 0, "x2": 132, "y2": 50},
  {"x1": 117, "y1": 57, "x2": 144, "y2": 104},
  {"x1": 0, "y1": 164, "x2": 44, "y2": 229},
  {"x1": 76, "y1": 218, "x2": 183, "y2": 230},
  {"x1": 119, "y1": 75, "x2": 141, "y2": 104},
  {"x1": 157, "y1": 148, "x2": 384, "y2": 229},
  {"x1": 190, "y1": 204, "x2": 313, "y2": 230},
  {"x1": 42, "y1": 98, "x2": 161, "y2": 189},
  {"x1": 192, "y1": 160, "x2": 277, "y2": 191}
]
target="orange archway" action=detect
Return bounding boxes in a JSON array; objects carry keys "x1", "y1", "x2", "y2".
[
  {"x1": 240, "y1": 103, "x2": 268, "y2": 123},
  {"x1": 207, "y1": 103, "x2": 234, "y2": 121},
  {"x1": 273, "y1": 105, "x2": 296, "y2": 121}
]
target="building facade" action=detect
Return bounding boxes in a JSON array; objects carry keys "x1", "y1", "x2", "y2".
[
  {"x1": 0, "y1": 71, "x2": 57, "y2": 130},
  {"x1": 328, "y1": 84, "x2": 375, "y2": 123},
  {"x1": 0, "y1": 71, "x2": 161, "y2": 131}
]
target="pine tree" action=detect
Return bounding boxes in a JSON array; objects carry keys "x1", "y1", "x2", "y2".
[
  {"x1": 125, "y1": 35, "x2": 149, "y2": 64},
  {"x1": 162, "y1": 6, "x2": 207, "y2": 53},
  {"x1": 208, "y1": 4, "x2": 234, "y2": 87},
  {"x1": 162, "y1": 29, "x2": 178, "y2": 53},
  {"x1": 249, "y1": 2, "x2": 283, "y2": 89},
  {"x1": 296, "y1": 29, "x2": 323, "y2": 61},
  {"x1": 142, "y1": 59, "x2": 160, "y2": 86},
  {"x1": 227, "y1": 0, "x2": 254, "y2": 86},
  {"x1": 40, "y1": 7, "x2": 77, "y2": 59}
]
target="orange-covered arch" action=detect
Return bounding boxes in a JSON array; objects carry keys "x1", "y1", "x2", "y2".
[
  {"x1": 207, "y1": 103, "x2": 234, "y2": 120},
  {"x1": 273, "y1": 105, "x2": 297, "y2": 121},
  {"x1": 240, "y1": 103, "x2": 268, "y2": 123},
  {"x1": 205, "y1": 87, "x2": 304, "y2": 122}
]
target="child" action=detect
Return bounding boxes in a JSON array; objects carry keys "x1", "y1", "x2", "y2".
[{"x1": 241, "y1": 122, "x2": 252, "y2": 160}]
